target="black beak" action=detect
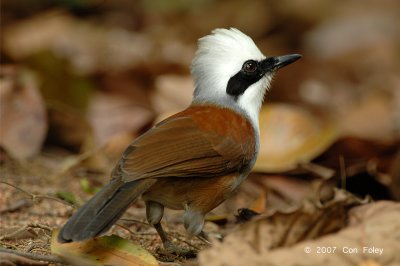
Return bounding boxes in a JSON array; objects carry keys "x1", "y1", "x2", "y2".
[
  {"x1": 261, "y1": 54, "x2": 302, "y2": 72},
  {"x1": 272, "y1": 54, "x2": 302, "y2": 69}
]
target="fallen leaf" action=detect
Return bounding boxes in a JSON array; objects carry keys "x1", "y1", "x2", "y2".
[
  {"x1": 51, "y1": 230, "x2": 158, "y2": 266},
  {"x1": 47, "y1": 106, "x2": 92, "y2": 153},
  {"x1": 254, "y1": 104, "x2": 338, "y2": 173},
  {"x1": 0, "y1": 227, "x2": 38, "y2": 241},
  {"x1": 313, "y1": 137, "x2": 399, "y2": 200},
  {"x1": 101, "y1": 131, "x2": 141, "y2": 163},
  {"x1": 388, "y1": 150, "x2": 400, "y2": 200},
  {"x1": 303, "y1": 7, "x2": 399, "y2": 61},
  {"x1": 0, "y1": 66, "x2": 47, "y2": 159},
  {"x1": 199, "y1": 197, "x2": 400, "y2": 266},
  {"x1": 151, "y1": 74, "x2": 194, "y2": 116},
  {"x1": 2, "y1": 10, "x2": 155, "y2": 73},
  {"x1": 249, "y1": 192, "x2": 267, "y2": 213},
  {"x1": 199, "y1": 189, "x2": 368, "y2": 263},
  {"x1": 88, "y1": 91, "x2": 154, "y2": 147},
  {"x1": 249, "y1": 174, "x2": 334, "y2": 213},
  {"x1": 337, "y1": 91, "x2": 398, "y2": 141}
]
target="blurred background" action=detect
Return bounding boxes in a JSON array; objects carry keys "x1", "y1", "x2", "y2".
[
  {"x1": 1, "y1": 0, "x2": 400, "y2": 202},
  {"x1": 2, "y1": 0, "x2": 399, "y2": 193},
  {"x1": 1, "y1": 0, "x2": 400, "y2": 263}
]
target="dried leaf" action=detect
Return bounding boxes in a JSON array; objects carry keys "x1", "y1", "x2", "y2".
[
  {"x1": 0, "y1": 227, "x2": 38, "y2": 241},
  {"x1": 250, "y1": 174, "x2": 329, "y2": 213},
  {"x1": 3, "y1": 10, "x2": 154, "y2": 73},
  {"x1": 199, "y1": 190, "x2": 372, "y2": 266},
  {"x1": 304, "y1": 7, "x2": 400, "y2": 61},
  {"x1": 47, "y1": 107, "x2": 92, "y2": 153},
  {"x1": 313, "y1": 137, "x2": 399, "y2": 199},
  {"x1": 337, "y1": 91, "x2": 398, "y2": 141},
  {"x1": 88, "y1": 91, "x2": 154, "y2": 147},
  {"x1": 0, "y1": 66, "x2": 47, "y2": 159},
  {"x1": 249, "y1": 192, "x2": 267, "y2": 213},
  {"x1": 206, "y1": 201, "x2": 400, "y2": 266},
  {"x1": 151, "y1": 74, "x2": 194, "y2": 116},
  {"x1": 388, "y1": 151, "x2": 400, "y2": 200},
  {"x1": 254, "y1": 104, "x2": 338, "y2": 172},
  {"x1": 51, "y1": 230, "x2": 158, "y2": 266}
]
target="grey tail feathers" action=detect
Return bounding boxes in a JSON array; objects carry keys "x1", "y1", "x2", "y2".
[{"x1": 58, "y1": 178, "x2": 155, "y2": 243}]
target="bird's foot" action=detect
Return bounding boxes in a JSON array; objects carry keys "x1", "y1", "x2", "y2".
[
  {"x1": 197, "y1": 231, "x2": 212, "y2": 245},
  {"x1": 159, "y1": 241, "x2": 198, "y2": 258}
]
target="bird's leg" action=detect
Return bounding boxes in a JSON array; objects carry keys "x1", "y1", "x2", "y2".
[
  {"x1": 146, "y1": 201, "x2": 171, "y2": 248},
  {"x1": 146, "y1": 201, "x2": 196, "y2": 257},
  {"x1": 153, "y1": 222, "x2": 173, "y2": 249},
  {"x1": 197, "y1": 230, "x2": 211, "y2": 245},
  {"x1": 183, "y1": 208, "x2": 205, "y2": 236},
  {"x1": 184, "y1": 209, "x2": 211, "y2": 245},
  {"x1": 153, "y1": 222, "x2": 198, "y2": 257},
  {"x1": 146, "y1": 201, "x2": 172, "y2": 248}
]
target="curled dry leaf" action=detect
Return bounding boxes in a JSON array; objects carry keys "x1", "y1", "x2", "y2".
[
  {"x1": 313, "y1": 136, "x2": 400, "y2": 200},
  {"x1": 87, "y1": 91, "x2": 154, "y2": 147},
  {"x1": 388, "y1": 151, "x2": 400, "y2": 200},
  {"x1": 303, "y1": 6, "x2": 400, "y2": 61},
  {"x1": 232, "y1": 201, "x2": 400, "y2": 266},
  {"x1": 151, "y1": 74, "x2": 194, "y2": 116},
  {"x1": 0, "y1": 66, "x2": 47, "y2": 159},
  {"x1": 51, "y1": 230, "x2": 158, "y2": 266},
  {"x1": 2, "y1": 10, "x2": 154, "y2": 74},
  {"x1": 249, "y1": 174, "x2": 335, "y2": 214},
  {"x1": 198, "y1": 192, "x2": 399, "y2": 266},
  {"x1": 47, "y1": 107, "x2": 92, "y2": 153},
  {"x1": 254, "y1": 104, "x2": 338, "y2": 173},
  {"x1": 337, "y1": 90, "x2": 399, "y2": 141}
]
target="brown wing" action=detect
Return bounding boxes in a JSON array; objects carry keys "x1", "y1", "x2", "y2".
[{"x1": 111, "y1": 105, "x2": 256, "y2": 182}]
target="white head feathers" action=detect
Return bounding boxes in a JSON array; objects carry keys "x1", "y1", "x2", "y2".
[{"x1": 191, "y1": 28, "x2": 271, "y2": 129}]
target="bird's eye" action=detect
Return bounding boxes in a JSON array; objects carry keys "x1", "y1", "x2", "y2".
[{"x1": 243, "y1": 61, "x2": 257, "y2": 73}]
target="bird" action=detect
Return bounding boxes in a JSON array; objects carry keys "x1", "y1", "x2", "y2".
[{"x1": 58, "y1": 28, "x2": 301, "y2": 253}]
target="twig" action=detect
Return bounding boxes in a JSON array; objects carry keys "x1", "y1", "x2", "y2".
[
  {"x1": 0, "y1": 252, "x2": 48, "y2": 266},
  {"x1": 0, "y1": 198, "x2": 31, "y2": 214},
  {"x1": 173, "y1": 234, "x2": 202, "y2": 251},
  {"x1": 0, "y1": 181, "x2": 76, "y2": 209},
  {"x1": 0, "y1": 240, "x2": 18, "y2": 249},
  {"x1": 118, "y1": 218, "x2": 151, "y2": 226},
  {"x1": 158, "y1": 262, "x2": 183, "y2": 266},
  {"x1": 27, "y1": 223, "x2": 52, "y2": 232},
  {"x1": 179, "y1": 238, "x2": 201, "y2": 251},
  {"x1": 0, "y1": 223, "x2": 53, "y2": 241},
  {"x1": 130, "y1": 232, "x2": 158, "y2": 236},
  {"x1": 299, "y1": 162, "x2": 335, "y2": 180},
  {"x1": 0, "y1": 247, "x2": 64, "y2": 264},
  {"x1": 339, "y1": 155, "x2": 347, "y2": 190},
  {"x1": 115, "y1": 223, "x2": 137, "y2": 236},
  {"x1": 115, "y1": 223, "x2": 157, "y2": 237}
]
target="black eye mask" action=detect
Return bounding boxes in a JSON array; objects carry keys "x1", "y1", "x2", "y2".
[
  {"x1": 226, "y1": 59, "x2": 265, "y2": 99},
  {"x1": 226, "y1": 54, "x2": 301, "y2": 100}
]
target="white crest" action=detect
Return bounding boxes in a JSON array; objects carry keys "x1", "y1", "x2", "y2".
[{"x1": 191, "y1": 28, "x2": 272, "y2": 129}]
